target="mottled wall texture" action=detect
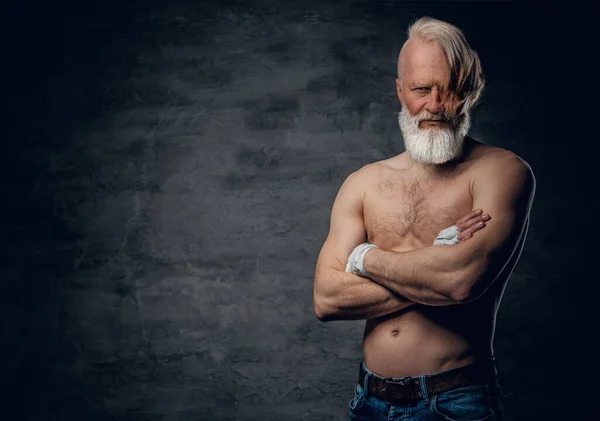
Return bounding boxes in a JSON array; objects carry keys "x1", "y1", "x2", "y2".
[{"x1": 3, "y1": 1, "x2": 594, "y2": 420}]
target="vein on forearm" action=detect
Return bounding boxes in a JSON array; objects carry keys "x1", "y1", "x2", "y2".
[
  {"x1": 316, "y1": 267, "x2": 415, "y2": 320},
  {"x1": 363, "y1": 246, "x2": 470, "y2": 306}
]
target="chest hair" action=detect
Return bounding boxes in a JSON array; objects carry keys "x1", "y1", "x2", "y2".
[{"x1": 367, "y1": 175, "x2": 462, "y2": 246}]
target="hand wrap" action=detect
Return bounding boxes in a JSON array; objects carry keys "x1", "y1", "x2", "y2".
[
  {"x1": 433, "y1": 225, "x2": 461, "y2": 246},
  {"x1": 345, "y1": 243, "x2": 377, "y2": 277},
  {"x1": 345, "y1": 225, "x2": 458, "y2": 279}
]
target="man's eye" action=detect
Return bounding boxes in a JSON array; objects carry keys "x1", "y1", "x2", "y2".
[{"x1": 415, "y1": 88, "x2": 430, "y2": 92}]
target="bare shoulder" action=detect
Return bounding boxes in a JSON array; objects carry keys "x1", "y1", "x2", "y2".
[
  {"x1": 343, "y1": 159, "x2": 389, "y2": 188},
  {"x1": 471, "y1": 143, "x2": 534, "y2": 177},
  {"x1": 471, "y1": 144, "x2": 536, "y2": 197},
  {"x1": 333, "y1": 163, "x2": 375, "y2": 210}
]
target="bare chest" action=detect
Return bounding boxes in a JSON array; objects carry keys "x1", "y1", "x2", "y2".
[{"x1": 364, "y1": 174, "x2": 473, "y2": 251}]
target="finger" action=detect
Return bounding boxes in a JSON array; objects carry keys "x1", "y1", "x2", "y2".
[
  {"x1": 457, "y1": 227, "x2": 477, "y2": 241},
  {"x1": 457, "y1": 220, "x2": 488, "y2": 240},
  {"x1": 456, "y1": 213, "x2": 491, "y2": 232},
  {"x1": 457, "y1": 215, "x2": 491, "y2": 239},
  {"x1": 456, "y1": 209, "x2": 483, "y2": 224},
  {"x1": 458, "y1": 231, "x2": 471, "y2": 240}
]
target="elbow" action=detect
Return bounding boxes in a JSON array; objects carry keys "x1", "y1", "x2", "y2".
[
  {"x1": 446, "y1": 264, "x2": 486, "y2": 304},
  {"x1": 314, "y1": 300, "x2": 328, "y2": 322},
  {"x1": 447, "y1": 284, "x2": 474, "y2": 304},
  {"x1": 314, "y1": 292, "x2": 335, "y2": 322},
  {"x1": 315, "y1": 309, "x2": 333, "y2": 322},
  {"x1": 314, "y1": 302, "x2": 336, "y2": 322},
  {"x1": 313, "y1": 269, "x2": 348, "y2": 321}
]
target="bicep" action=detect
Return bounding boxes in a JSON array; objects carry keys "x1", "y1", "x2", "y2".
[
  {"x1": 315, "y1": 172, "x2": 368, "y2": 274},
  {"x1": 458, "y1": 154, "x2": 535, "y2": 277}
]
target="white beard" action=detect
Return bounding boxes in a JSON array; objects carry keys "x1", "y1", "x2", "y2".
[{"x1": 397, "y1": 106, "x2": 471, "y2": 165}]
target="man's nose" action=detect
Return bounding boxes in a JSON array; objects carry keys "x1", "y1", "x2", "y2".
[{"x1": 425, "y1": 87, "x2": 445, "y2": 114}]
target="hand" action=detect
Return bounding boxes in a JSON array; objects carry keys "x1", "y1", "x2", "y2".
[
  {"x1": 456, "y1": 209, "x2": 491, "y2": 241},
  {"x1": 433, "y1": 209, "x2": 491, "y2": 245}
]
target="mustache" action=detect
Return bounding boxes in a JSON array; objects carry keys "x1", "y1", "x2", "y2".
[{"x1": 418, "y1": 110, "x2": 456, "y2": 124}]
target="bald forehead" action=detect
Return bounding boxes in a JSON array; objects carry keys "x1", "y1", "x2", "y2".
[{"x1": 397, "y1": 37, "x2": 450, "y2": 83}]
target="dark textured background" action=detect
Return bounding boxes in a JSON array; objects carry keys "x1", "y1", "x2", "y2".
[{"x1": 2, "y1": 1, "x2": 595, "y2": 420}]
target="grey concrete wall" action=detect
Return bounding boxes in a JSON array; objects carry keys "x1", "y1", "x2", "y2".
[{"x1": 2, "y1": 1, "x2": 594, "y2": 420}]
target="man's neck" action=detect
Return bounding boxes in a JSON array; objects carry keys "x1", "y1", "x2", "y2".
[{"x1": 407, "y1": 159, "x2": 458, "y2": 178}]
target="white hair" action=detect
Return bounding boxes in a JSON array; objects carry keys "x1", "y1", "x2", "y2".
[
  {"x1": 398, "y1": 105, "x2": 471, "y2": 164},
  {"x1": 399, "y1": 17, "x2": 485, "y2": 115}
]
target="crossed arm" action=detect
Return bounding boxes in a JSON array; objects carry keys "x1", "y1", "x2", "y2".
[
  {"x1": 313, "y1": 168, "x2": 413, "y2": 321},
  {"x1": 313, "y1": 152, "x2": 535, "y2": 321},
  {"x1": 362, "y1": 152, "x2": 535, "y2": 306}
]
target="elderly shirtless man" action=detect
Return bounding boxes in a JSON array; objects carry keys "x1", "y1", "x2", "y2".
[{"x1": 313, "y1": 17, "x2": 535, "y2": 421}]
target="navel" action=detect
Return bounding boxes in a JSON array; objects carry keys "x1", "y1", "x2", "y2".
[{"x1": 391, "y1": 328, "x2": 400, "y2": 337}]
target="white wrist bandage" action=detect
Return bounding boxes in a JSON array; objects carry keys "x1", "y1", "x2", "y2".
[
  {"x1": 345, "y1": 243, "x2": 377, "y2": 277},
  {"x1": 433, "y1": 225, "x2": 461, "y2": 245}
]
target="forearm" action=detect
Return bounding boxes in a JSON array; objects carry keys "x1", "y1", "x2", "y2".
[
  {"x1": 362, "y1": 246, "x2": 475, "y2": 306},
  {"x1": 314, "y1": 268, "x2": 416, "y2": 321}
]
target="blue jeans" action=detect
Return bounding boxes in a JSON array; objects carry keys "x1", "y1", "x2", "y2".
[{"x1": 349, "y1": 362, "x2": 505, "y2": 420}]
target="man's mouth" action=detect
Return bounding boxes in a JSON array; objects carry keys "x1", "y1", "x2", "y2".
[{"x1": 420, "y1": 119, "x2": 449, "y2": 126}]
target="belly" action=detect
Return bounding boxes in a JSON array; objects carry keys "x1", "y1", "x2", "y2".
[{"x1": 362, "y1": 299, "x2": 496, "y2": 378}]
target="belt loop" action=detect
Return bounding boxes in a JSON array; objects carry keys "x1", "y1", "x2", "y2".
[
  {"x1": 363, "y1": 372, "x2": 372, "y2": 399},
  {"x1": 361, "y1": 362, "x2": 372, "y2": 399},
  {"x1": 419, "y1": 374, "x2": 430, "y2": 404}
]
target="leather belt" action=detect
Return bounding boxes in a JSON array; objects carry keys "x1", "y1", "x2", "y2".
[{"x1": 358, "y1": 361, "x2": 496, "y2": 404}]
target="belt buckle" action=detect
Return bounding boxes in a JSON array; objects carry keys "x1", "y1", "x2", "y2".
[{"x1": 382, "y1": 377, "x2": 411, "y2": 404}]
